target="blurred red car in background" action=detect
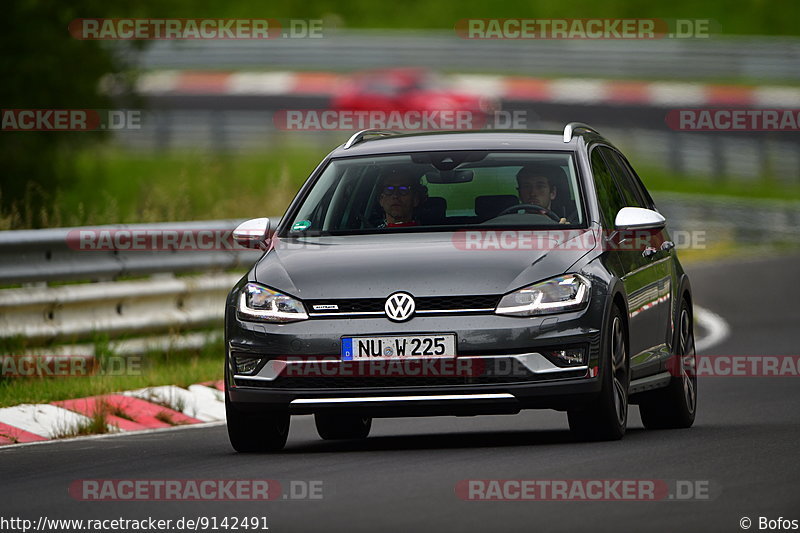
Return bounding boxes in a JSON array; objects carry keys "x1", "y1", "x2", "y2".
[{"x1": 331, "y1": 68, "x2": 497, "y2": 120}]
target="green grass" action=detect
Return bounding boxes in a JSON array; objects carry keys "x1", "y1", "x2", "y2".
[
  {"x1": 638, "y1": 165, "x2": 800, "y2": 203},
  {"x1": 154, "y1": 410, "x2": 188, "y2": 426},
  {"x1": 54, "y1": 143, "x2": 326, "y2": 226},
  {"x1": 0, "y1": 143, "x2": 330, "y2": 229},
  {"x1": 0, "y1": 338, "x2": 224, "y2": 408},
  {"x1": 53, "y1": 399, "x2": 116, "y2": 438}
]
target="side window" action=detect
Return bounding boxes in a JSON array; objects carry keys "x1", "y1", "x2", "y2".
[
  {"x1": 599, "y1": 147, "x2": 645, "y2": 208},
  {"x1": 616, "y1": 154, "x2": 657, "y2": 210},
  {"x1": 590, "y1": 147, "x2": 626, "y2": 227}
]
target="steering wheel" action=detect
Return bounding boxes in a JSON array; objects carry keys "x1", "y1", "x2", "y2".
[{"x1": 496, "y1": 203, "x2": 562, "y2": 222}]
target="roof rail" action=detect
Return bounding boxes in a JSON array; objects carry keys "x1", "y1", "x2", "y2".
[
  {"x1": 563, "y1": 122, "x2": 599, "y2": 143},
  {"x1": 343, "y1": 129, "x2": 400, "y2": 149}
]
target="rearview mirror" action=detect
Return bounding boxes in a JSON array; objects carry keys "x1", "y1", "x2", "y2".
[
  {"x1": 614, "y1": 207, "x2": 665, "y2": 231},
  {"x1": 233, "y1": 218, "x2": 271, "y2": 248},
  {"x1": 425, "y1": 169, "x2": 474, "y2": 184},
  {"x1": 411, "y1": 151, "x2": 488, "y2": 170}
]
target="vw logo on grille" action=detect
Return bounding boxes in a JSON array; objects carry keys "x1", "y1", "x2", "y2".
[{"x1": 385, "y1": 292, "x2": 415, "y2": 322}]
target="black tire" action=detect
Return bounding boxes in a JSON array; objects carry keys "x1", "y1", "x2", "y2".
[
  {"x1": 568, "y1": 305, "x2": 629, "y2": 441},
  {"x1": 639, "y1": 299, "x2": 697, "y2": 429},
  {"x1": 225, "y1": 393, "x2": 289, "y2": 452},
  {"x1": 315, "y1": 413, "x2": 372, "y2": 440}
]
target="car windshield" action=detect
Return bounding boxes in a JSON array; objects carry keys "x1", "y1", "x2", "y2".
[{"x1": 284, "y1": 151, "x2": 585, "y2": 236}]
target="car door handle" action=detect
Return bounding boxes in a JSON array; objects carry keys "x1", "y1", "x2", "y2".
[
  {"x1": 661, "y1": 240, "x2": 675, "y2": 251},
  {"x1": 642, "y1": 247, "x2": 659, "y2": 258}
]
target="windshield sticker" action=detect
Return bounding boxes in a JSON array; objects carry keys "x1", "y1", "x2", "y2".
[{"x1": 291, "y1": 220, "x2": 312, "y2": 231}]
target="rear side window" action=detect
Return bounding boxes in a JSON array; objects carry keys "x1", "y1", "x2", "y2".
[
  {"x1": 598, "y1": 147, "x2": 645, "y2": 209},
  {"x1": 614, "y1": 153, "x2": 657, "y2": 210},
  {"x1": 590, "y1": 148, "x2": 626, "y2": 227}
]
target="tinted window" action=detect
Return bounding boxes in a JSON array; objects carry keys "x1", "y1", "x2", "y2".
[
  {"x1": 599, "y1": 147, "x2": 645, "y2": 208},
  {"x1": 284, "y1": 151, "x2": 586, "y2": 236},
  {"x1": 614, "y1": 153, "x2": 656, "y2": 210},
  {"x1": 590, "y1": 147, "x2": 626, "y2": 227}
]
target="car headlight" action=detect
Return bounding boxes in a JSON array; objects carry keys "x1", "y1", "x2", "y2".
[
  {"x1": 237, "y1": 283, "x2": 308, "y2": 323},
  {"x1": 495, "y1": 274, "x2": 590, "y2": 317}
]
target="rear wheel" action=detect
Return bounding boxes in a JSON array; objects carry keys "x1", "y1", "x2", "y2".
[
  {"x1": 225, "y1": 393, "x2": 290, "y2": 452},
  {"x1": 315, "y1": 413, "x2": 372, "y2": 440},
  {"x1": 639, "y1": 300, "x2": 697, "y2": 429},
  {"x1": 568, "y1": 306, "x2": 629, "y2": 441}
]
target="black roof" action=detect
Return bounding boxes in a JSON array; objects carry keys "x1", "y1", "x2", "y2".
[{"x1": 328, "y1": 129, "x2": 608, "y2": 158}]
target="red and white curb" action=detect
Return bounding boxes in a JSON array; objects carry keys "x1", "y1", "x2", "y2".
[
  {"x1": 694, "y1": 307, "x2": 730, "y2": 354},
  {"x1": 132, "y1": 70, "x2": 800, "y2": 107},
  {"x1": 0, "y1": 307, "x2": 727, "y2": 448},
  {"x1": 0, "y1": 381, "x2": 225, "y2": 447}
]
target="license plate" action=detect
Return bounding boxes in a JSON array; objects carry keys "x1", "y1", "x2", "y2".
[{"x1": 341, "y1": 334, "x2": 456, "y2": 361}]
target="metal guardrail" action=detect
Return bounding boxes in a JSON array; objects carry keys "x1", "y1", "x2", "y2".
[
  {"x1": 655, "y1": 192, "x2": 800, "y2": 245},
  {"x1": 0, "y1": 219, "x2": 262, "y2": 285},
  {"x1": 0, "y1": 219, "x2": 263, "y2": 346},
  {"x1": 131, "y1": 30, "x2": 800, "y2": 81},
  {"x1": 0, "y1": 273, "x2": 240, "y2": 342}
]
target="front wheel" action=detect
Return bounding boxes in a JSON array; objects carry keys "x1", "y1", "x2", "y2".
[
  {"x1": 225, "y1": 394, "x2": 290, "y2": 452},
  {"x1": 639, "y1": 300, "x2": 697, "y2": 429},
  {"x1": 315, "y1": 413, "x2": 372, "y2": 440},
  {"x1": 568, "y1": 306, "x2": 629, "y2": 441}
]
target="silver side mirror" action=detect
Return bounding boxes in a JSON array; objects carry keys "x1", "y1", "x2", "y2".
[
  {"x1": 233, "y1": 218, "x2": 271, "y2": 248},
  {"x1": 614, "y1": 207, "x2": 666, "y2": 231}
]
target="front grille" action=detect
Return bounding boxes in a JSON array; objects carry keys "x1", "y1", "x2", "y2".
[
  {"x1": 415, "y1": 295, "x2": 500, "y2": 310},
  {"x1": 306, "y1": 294, "x2": 500, "y2": 316}
]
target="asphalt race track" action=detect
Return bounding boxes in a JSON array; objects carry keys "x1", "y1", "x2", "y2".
[{"x1": 2, "y1": 254, "x2": 799, "y2": 533}]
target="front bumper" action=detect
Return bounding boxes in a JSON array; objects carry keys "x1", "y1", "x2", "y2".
[
  {"x1": 229, "y1": 379, "x2": 604, "y2": 416},
  {"x1": 225, "y1": 305, "x2": 605, "y2": 416}
]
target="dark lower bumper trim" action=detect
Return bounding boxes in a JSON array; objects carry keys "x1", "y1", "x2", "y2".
[{"x1": 228, "y1": 376, "x2": 602, "y2": 415}]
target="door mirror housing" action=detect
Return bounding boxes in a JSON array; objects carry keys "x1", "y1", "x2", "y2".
[
  {"x1": 233, "y1": 218, "x2": 272, "y2": 248},
  {"x1": 614, "y1": 207, "x2": 666, "y2": 231}
]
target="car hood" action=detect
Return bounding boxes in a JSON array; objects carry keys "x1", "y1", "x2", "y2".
[{"x1": 254, "y1": 230, "x2": 596, "y2": 299}]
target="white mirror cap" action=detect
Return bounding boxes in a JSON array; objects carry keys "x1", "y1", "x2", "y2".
[
  {"x1": 233, "y1": 218, "x2": 271, "y2": 248},
  {"x1": 614, "y1": 207, "x2": 666, "y2": 230}
]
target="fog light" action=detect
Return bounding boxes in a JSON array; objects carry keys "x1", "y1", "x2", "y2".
[
  {"x1": 234, "y1": 356, "x2": 262, "y2": 375},
  {"x1": 543, "y1": 347, "x2": 585, "y2": 367}
]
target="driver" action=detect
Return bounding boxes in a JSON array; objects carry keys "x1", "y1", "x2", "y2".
[
  {"x1": 377, "y1": 169, "x2": 427, "y2": 228},
  {"x1": 516, "y1": 164, "x2": 572, "y2": 224}
]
